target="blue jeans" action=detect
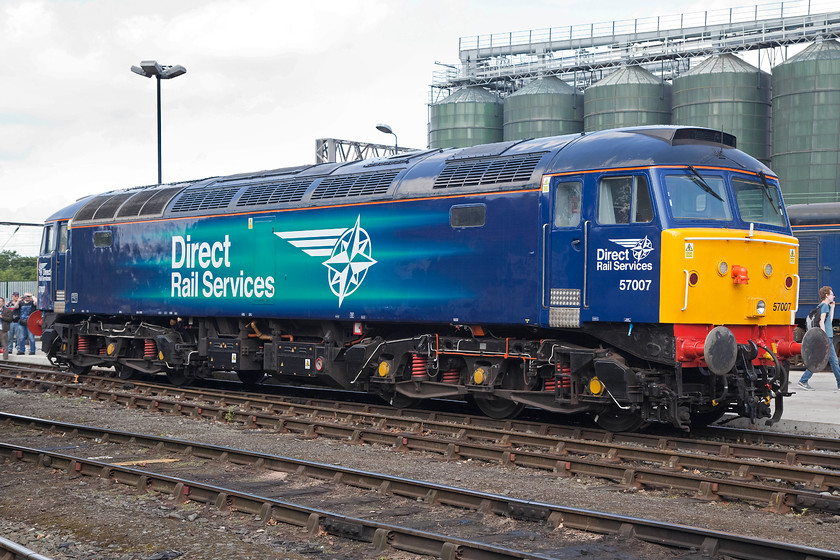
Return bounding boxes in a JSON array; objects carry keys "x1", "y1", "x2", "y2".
[
  {"x1": 8, "y1": 322, "x2": 20, "y2": 350},
  {"x1": 800, "y1": 336, "x2": 840, "y2": 388},
  {"x1": 16, "y1": 324, "x2": 35, "y2": 354}
]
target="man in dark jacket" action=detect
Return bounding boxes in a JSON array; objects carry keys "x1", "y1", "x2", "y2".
[
  {"x1": 0, "y1": 297, "x2": 11, "y2": 359},
  {"x1": 14, "y1": 293, "x2": 37, "y2": 355}
]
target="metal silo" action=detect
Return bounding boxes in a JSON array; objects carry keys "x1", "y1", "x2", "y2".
[
  {"x1": 584, "y1": 65, "x2": 671, "y2": 132},
  {"x1": 772, "y1": 39, "x2": 840, "y2": 205},
  {"x1": 428, "y1": 86, "x2": 503, "y2": 149},
  {"x1": 503, "y1": 76, "x2": 583, "y2": 141},
  {"x1": 672, "y1": 54, "x2": 771, "y2": 164}
]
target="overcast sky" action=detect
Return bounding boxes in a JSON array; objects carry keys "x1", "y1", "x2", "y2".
[{"x1": 0, "y1": 0, "x2": 791, "y2": 253}]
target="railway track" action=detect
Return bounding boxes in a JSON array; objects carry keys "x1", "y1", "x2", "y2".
[
  {"x1": 2, "y1": 412, "x2": 840, "y2": 560},
  {"x1": 2, "y1": 364, "x2": 840, "y2": 515}
]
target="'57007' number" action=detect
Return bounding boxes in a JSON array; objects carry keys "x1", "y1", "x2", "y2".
[{"x1": 619, "y1": 279, "x2": 652, "y2": 291}]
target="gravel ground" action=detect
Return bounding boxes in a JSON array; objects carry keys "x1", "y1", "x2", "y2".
[{"x1": 2, "y1": 387, "x2": 839, "y2": 559}]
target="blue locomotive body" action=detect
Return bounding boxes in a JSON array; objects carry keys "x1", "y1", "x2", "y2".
[{"x1": 37, "y1": 127, "x2": 817, "y2": 431}]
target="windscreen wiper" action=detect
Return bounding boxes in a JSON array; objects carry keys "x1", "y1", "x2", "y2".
[
  {"x1": 686, "y1": 166, "x2": 724, "y2": 202},
  {"x1": 758, "y1": 171, "x2": 773, "y2": 210}
]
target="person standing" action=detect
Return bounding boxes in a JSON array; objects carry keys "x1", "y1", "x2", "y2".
[
  {"x1": 0, "y1": 297, "x2": 11, "y2": 359},
  {"x1": 13, "y1": 292, "x2": 37, "y2": 355},
  {"x1": 6, "y1": 292, "x2": 20, "y2": 352},
  {"x1": 798, "y1": 285, "x2": 840, "y2": 390}
]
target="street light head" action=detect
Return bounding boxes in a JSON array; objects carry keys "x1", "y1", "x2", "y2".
[
  {"x1": 140, "y1": 60, "x2": 164, "y2": 77},
  {"x1": 131, "y1": 65, "x2": 153, "y2": 78},
  {"x1": 376, "y1": 123, "x2": 393, "y2": 135},
  {"x1": 161, "y1": 65, "x2": 187, "y2": 80}
]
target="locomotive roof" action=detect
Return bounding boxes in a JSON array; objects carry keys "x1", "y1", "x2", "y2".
[
  {"x1": 786, "y1": 202, "x2": 840, "y2": 226},
  {"x1": 48, "y1": 126, "x2": 767, "y2": 225}
]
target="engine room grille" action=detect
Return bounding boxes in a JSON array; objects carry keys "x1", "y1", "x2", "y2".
[
  {"x1": 433, "y1": 152, "x2": 546, "y2": 189},
  {"x1": 310, "y1": 170, "x2": 399, "y2": 200},
  {"x1": 236, "y1": 179, "x2": 312, "y2": 207},
  {"x1": 170, "y1": 187, "x2": 240, "y2": 213}
]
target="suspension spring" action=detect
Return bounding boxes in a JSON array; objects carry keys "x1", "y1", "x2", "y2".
[
  {"x1": 441, "y1": 368, "x2": 460, "y2": 384},
  {"x1": 411, "y1": 354, "x2": 428, "y2": 380},
  {"x1": 545, "y1": 364, "x2": 572, "y2": 392},
  {"x1": 144, "y1": 339, "x2": 157, "y2": 359},
  {"x1": 76, "y1": 335, "x2": 90, "y2": 353}
]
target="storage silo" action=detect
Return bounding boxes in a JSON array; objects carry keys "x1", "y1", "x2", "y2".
[
  {"x1": 428, "y1": 86, "x2": 503, "y2": 149},
  {"x1": 772, "y1": 39, "x2": 840, "y2": 205},
  {"x1": 503, "y1": 76, "x2": 583, "y2": 141},
  {"x1": 584, "y1": 65, "x2": 672, "y2": 131},
  {"x1": 672, "y1": 54, "x2": 771, "y2": 164}
]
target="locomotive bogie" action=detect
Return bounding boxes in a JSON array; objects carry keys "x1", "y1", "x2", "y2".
[{"x1": 35, "y1": 126, "x2": 816, "y2": 430}]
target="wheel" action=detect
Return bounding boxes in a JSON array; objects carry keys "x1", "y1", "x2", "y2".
[
  {"x1": 594, "y1": 408, "x2": 645, "y2": 432},
  {"x1": 237, "y1": 371, "x2": 265, "y2": 388},
  {"x1": 67, "y1": 361, "x2": 92, "y2": 375},
  {"x1": 471, "y1": 394, "x2": 525, "y2": 419},
  {"x1": 114, "y1": 363, "x2": 137, "y2": 380},
  {"x1": 166, "y1": 368, "x2": 192, "y2": 386}
]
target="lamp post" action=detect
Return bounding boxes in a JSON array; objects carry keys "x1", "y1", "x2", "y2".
[
  {"x1": 131, "y1": 60, "x2": 187, "y2": 184},
  {"x1": 376, "y1": 123, "x2": 398, "y2": 154}
]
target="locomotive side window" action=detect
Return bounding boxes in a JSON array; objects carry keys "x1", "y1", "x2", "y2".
[
  {"x1": 731, "y1": 176, "x2": 786, "y2": 227},
  {"x1": 553, "y1": 181, "x2": 582, "y2": 227},
  {"x1": 57, "y1": 223, "x2": 68, "y2": 252},
  {"x1": 597, "y1": 176, "x2": 652, "y2": 225},
  {"x1": 450, "y1": 204, "x2": 486, "y2": 228},
  {"x1": 94, "y1": 230, "x2": 113, "y2": 248},
  {"x1": 664, "y1": 174, "x2": 732, "y2": 220},
  {"x1": 40, "y1": 225, "x2": 54, "y2": 254}
]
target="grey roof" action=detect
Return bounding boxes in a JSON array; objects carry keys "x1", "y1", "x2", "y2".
[
  {"x1": 509, "y1": 75, "x2": 578, "y2": 96},
  {"x1": 589, "y1": 64, "x2": 663, "y2": 87},
  {"x1": 778, "y1": 38, "x2": 840, "y2": 65},
  {"x1": 683, "y1": 53, "x2": 766, "y2": 76},
  {"x1": 437, "y1": 86, "x2": 502, "y2": 104}
]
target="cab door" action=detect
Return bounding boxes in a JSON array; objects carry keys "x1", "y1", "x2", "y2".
[
  {"x1": 585, "y1": 173, "x2": 660, "y2": 323},
  {"x1": 542, "y1": 175, "x2": 587, "y2": 328}
]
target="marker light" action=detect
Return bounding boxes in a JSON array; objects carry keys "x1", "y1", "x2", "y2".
[
  {"x1": 785, "y1": 276, "x2": 794, "y2": 289},
  {"x1": 763, "y1": 263, "x2": 773, "y2": 278},
  {"x1": 688, "y1": 271, "x2": 699, "y2": 287},
  {"x1": 717, "y1": 261, "x2": 728, "y2": 276}
]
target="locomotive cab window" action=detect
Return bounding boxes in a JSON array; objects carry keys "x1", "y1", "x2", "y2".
[
  {"x1": 450, "y1": 204, "x2": 486, "y2": 228},
  {"x1": 40, "y1": 225, "x2": 54, "y2": 254},
  {"x1": 57, "y1": 222, "x2": 68, "y2": 252},
  {"x1": 597, "y1": 176, "x2": 652, "y2": 225},
  {"x1": 664, "y1": 173, "x2": 732, "y2": 221},
  {"x1": 553, "y1": 181, "x2": 582, "y2": 227},
  {"x1": 732, "y1": 176, "x2": 785, "y2": 227},
  {"x1": 94, "y1": 230, "x2": 113, "y2": 248}
]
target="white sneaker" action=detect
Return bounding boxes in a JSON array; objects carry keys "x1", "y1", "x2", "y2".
[{"x1": 797, "y1": 381, "x2": 815, "y2": 391}]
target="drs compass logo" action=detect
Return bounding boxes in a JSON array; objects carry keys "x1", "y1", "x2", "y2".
[{"x1": 276, "y1": 215, "x2": 377, "y2": 307}]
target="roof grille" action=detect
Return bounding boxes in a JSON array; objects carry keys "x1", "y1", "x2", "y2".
[
  {"x1": 74, "y1": 195, "x2": 115, "y2": 222},
  {"x1": 118, "y1": 186, "x2": 184, "y2": 217},
  {"x1": 311, "y1": 171, "x2": 399, "y2": 200},
  {"x1": 170, "y1": 188, "x2": 239, "y2": 213},
  {"x1": 92, "y1": 192, "x2": 134, "y2": 221},
  {"x1": 433, "y1": 152, "x2": 545, "y2": 189},
  {"x1": 236, "y1": 180, "x2": 312, "y2": 207}
]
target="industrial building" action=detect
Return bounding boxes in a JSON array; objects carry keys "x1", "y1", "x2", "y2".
[{"x1": 428, "y1": 0, "x2": 840, "y2": 205}]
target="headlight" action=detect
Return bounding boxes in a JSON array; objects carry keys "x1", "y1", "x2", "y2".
[
  {"x1": 756, "y1": 300, "x2": 766, "y2": 315},
  {"x1": 717, "y1": 261, "x2": 728, "y2": 276},
  {"x1": 763, "y1": 263, "x2": 773, "y2": 278}
]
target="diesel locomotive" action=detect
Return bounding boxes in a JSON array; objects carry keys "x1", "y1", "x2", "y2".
[{"x1": 36, "y1": 126, "x2": 828, "y2": 431}]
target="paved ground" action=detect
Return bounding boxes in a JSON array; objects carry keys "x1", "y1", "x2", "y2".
[{"x1": 3, "y1": 347, "x2": 839, "y2": 436}]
